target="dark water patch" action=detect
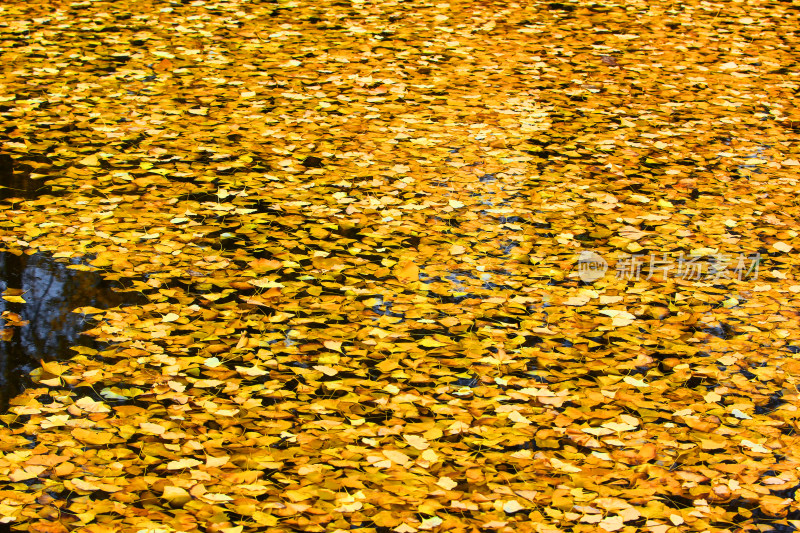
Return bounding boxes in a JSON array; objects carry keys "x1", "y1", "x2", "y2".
[
  {"x1": 755, "y1": 392, "x2": 786, "y2": 415},
  {"x1": 0, "y1": 251, "x2": 148, "y2": 411},
  {"x1": 454, "y1": 374, "x2": 479, "y2": 387},
  {"x1": 715, "y1": 497, "x2": 799, "y2": 532},
  {"x1": 0, "y1": 154, "x2": 53, "y2": 200},
  {"x1": 301, "y1": 155, "x2": 324, "y2": 168},
  {"x1": 371, "y1": 298, "x2": 405, "y2": 319},
  {"x1": 694, "y1": 321, "x2": 739, "y2": 340}
]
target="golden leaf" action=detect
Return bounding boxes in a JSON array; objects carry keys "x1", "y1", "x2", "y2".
[
  {"x1": 167, "y1": 458, "x2": 202, "y2": 470},
  {"x1": 404, "y1": 434, "x2": 429, "y2": 450},
  {"x1": 436, "y1": 476, "x2": 457, "y2": 490},
  {"x1": 71, "y1": 428, "x2": 112, "y2": 446},
  {"x1": 394, "y1": 259, "x2": 420, "y2": 283}
]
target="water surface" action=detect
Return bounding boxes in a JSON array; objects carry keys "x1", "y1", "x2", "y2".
[{"x1": 0, "y1": 252, "x2": 147, "y2": 410}]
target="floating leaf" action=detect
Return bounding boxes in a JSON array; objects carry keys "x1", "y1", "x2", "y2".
[
  {"x1": 436, "y1": 476, "x2": 457, "y2": 490},
  {"x1": 71, "y1": 428, "x2": 112, "y2": 446},
  {"x1": 503, "y1": 500, "x2": 524, "y2": 513},
  {"x1": 167, "y1": 458, "x2": 202, "y2": 470}
]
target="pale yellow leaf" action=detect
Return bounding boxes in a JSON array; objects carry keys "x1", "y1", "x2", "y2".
[
  {"x1": 503, "y1": 500, "x2": 524, "y2": 513},
  {"x1": 436, "y1": 476, "x2": 458, "y2": 490},
  {"x1": 167, "y1": 458, "x2": 202, "y2": 470},
  {"x1": 140, "y1": 422, "x2": 166, "y2": 435},
  {"x1": 404, "y1": 434, "x2": 429, "y2": 450},
  {"x1": 450, "y1": 244, "x2": 466, "y2": 255}
]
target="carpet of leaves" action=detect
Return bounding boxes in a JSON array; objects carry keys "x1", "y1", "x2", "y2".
[{"x1": 1, "y1": 0, "x2": 800, "y2": 532}]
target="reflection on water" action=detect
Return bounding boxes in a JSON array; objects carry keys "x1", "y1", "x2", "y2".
[
  {"x1": 0, "y1": 252, "x2": 148, "y2": 410},
  {"x1": 0, "y1": 154, "x2": 51, "y2": 200}
]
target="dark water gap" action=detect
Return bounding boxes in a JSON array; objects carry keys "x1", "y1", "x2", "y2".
[
  {"x1": 0, "y1": 251, "x2": 148, "y2": 411},
  {"x1": 0, "y1": 153, "x2": 53, "y2": 201}
]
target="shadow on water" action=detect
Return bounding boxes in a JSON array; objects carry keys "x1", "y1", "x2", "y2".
[
  {"x1": 0, "y1": 153, "x2": 52, "y2": 200},
  {"x1": 0, "y1": 251, "x2": 148, "y2": 411}
]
